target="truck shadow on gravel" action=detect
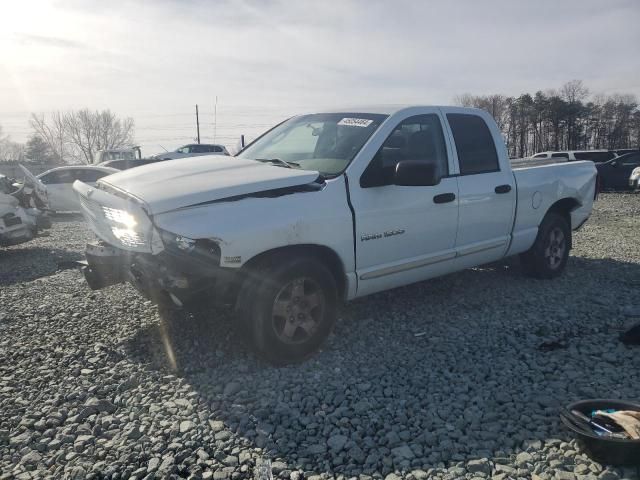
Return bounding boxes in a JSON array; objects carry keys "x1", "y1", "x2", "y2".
[
  {"x1": 0, "y1": 246, "x2": 83, "y2": 286},
  {"x1": 120, "y1": 255, "x2": 640, "y2": 476}
]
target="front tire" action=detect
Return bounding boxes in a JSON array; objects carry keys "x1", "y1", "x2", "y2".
[
  {"x1": 237, "y1": 255, "x2": 338, "y2": 365},
  {"x1": 520, "y1": 212, "x2": 571, "y2": 279}
]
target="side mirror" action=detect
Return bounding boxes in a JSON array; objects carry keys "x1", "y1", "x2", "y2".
[{"x1": 394, "y1": 160, "x2": 441, "y2": 187}]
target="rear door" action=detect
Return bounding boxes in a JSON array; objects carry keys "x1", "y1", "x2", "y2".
[
  {"x1": 442, "y1": 110, "x2": 516, "y2": 265},
  {"x1": 349, "y1": 110, "x2": 460, "y2": 296}
]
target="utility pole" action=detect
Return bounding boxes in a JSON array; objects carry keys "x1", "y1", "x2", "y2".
[
  {"x1": 195, "y1": 104, "x2": 201, "y2": 144},
  {"x1": 213, "y1": 96, "x2": 218, "y2": 143}
]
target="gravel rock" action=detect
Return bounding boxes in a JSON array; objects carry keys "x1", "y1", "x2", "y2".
[
  {"x1": 1, "y1": 195, "x2": 639, "y2": 479},
  {"x1": 327, "y1": 434, "x2": 348, "y2": 451},
  {"x1": 467, "y1": 458, "x2": 491, "y2": 474}
]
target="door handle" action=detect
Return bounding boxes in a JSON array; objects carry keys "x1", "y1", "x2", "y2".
[
  {"x1": 433, "y1": 193, "x2": 456, "y2": 204},
  {"x1": 495, "y1": 184, "x2": 512, "y2": 194}
]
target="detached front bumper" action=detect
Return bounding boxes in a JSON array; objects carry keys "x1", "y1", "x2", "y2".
[{"x1": 82, "y1": 241, "x2": 241, "y2": 307}]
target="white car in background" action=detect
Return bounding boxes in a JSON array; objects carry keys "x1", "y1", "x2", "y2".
[
  {"x1": 151, "y1": 144, "x2": 230, "y2": 160},
  {"x1": 630, "y1": 166, "x2": 640, "y2": 191},
  {"x1": 37, "y1": 166, "x2": 118, "y2": 212},
  {"x1": 530, "y1": 150, "x2": 617, "y2": 162}
]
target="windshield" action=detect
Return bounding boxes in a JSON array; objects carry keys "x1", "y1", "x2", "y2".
[{"x1": 237, "y1": 113, "x2": 388, "y2": 176}]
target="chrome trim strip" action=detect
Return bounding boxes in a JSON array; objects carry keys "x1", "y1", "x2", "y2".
[
  {"x1": 456, "y1": 238, "x2": 508, "y2": 257},
  {"x1": 359, "y1": 251, "x2": 456, "y2": 280},
  {"x1": 359, "y1": 238, "x2": 509, "y2": 281}
]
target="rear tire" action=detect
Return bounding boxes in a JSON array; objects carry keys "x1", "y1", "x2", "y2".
[
  {"x1": 520, "y1": 212, "x2": 571, "y2": 279},
  {"x1": 236, "y1": 254, "x2": 338, "y2": 365}
]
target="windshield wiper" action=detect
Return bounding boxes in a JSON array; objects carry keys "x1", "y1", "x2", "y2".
[{"x1": 255, "y1": 158, "x2": 300, "y2": 169}]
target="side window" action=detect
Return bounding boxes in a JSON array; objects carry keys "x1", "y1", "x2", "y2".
[
  {"x1": 533, "y1": 153, "x2": 547, "y2": 158},
  {"x1": 575, "y1": 151, "x2": 615, "y2": 162},
  {"x1": 212, "y1": 146, "x2": 223, "y2": 153},
  {"x1": 42, "y1": 170, "x2": 76, "y2": 184},
  {"x1": 361, "y1": 114, "x2": 448, "y2": 188},
  {"x1": 61, "y1": 169, "x2": 83, "y2": 183},
  {"x1": 447, "y1": 114, "x2": 499, "y2": 175},
  {"x1": 80, "y1": 169, "x2": 111, "y2": 183},
  {"x1": 551, "y1": 153, "x2": 569, "y2": 159},
  {"x1": 39, "y1": 171, "x2": 61, "y2": 185}
]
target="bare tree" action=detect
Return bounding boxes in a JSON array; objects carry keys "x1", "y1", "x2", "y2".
[
  {"x1": 30, "y1": 112, "x2": 68, "y2": 163},
  {"x1": 561, "y1": 79, "x2": 589, "y2": 104},
  {"x1": 30, "y1": 109, "x2": 135, "y2": 164}
]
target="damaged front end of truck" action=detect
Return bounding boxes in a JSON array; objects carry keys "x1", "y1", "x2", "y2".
[{"x1": 74, "y1": 180, "x2": 243, "y2": 308}]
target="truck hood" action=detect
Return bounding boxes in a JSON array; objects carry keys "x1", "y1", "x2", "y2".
[{"x1": 99, "y1": 156, "x2": 321, "y2": 215}]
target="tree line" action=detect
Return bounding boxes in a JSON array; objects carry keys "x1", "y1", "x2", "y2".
[
  {"x1": 455, "y1": 80, "x2": 640, "y2": 158},
  {"x1": 0, "y1": 109, "x2": 134, "y2": 164}
]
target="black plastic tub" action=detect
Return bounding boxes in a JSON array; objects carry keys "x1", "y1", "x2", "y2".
[{"x1": 560, "y1": 399, "x2": 640, "y2": 466}]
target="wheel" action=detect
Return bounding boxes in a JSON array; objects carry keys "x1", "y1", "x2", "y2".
[
  {"x1": 520, "y1": 212, "x2": 570, "y2": 279},
  {"x1": 236, "y1": 255, "x2": 338, "y2": 365}
]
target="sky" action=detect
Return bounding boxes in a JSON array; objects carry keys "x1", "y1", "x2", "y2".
[{"x1": 1, "y1": 0, "x2": 639, "y2": 154}]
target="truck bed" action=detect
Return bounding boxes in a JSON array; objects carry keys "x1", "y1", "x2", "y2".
[
  {"x1": 510, "y1": 157, "x2": 570, "y2": 169},
  {"x1": 506, "y1": 159, "x2": 597, "y2": 257}
]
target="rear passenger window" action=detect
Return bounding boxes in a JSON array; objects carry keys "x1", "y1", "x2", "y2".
[
  {"x1": 447, "y1": 114, "x2": 499, "y2": 175},
  {"x1": 551, "y1": 153, "x2": 569, "y2": 159}
]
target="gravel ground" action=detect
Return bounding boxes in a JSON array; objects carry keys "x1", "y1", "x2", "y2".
[{"x1": 1, "y1": 194, "x2": 639, "y2": 480}]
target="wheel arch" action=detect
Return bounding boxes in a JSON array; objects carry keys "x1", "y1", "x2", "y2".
[
  {"x1": 241, "y1": 244, "x2": 347, "y2": 300},
  {"x1": 545, "y1": 197, "x2": 580, "y2": 248}
]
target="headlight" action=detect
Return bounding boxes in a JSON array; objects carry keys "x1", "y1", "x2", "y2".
[
  {"x1": 102, "y1": 207, "x2": 137, "y2": 228},
  {"x1": 101, "y1": 207, "x2": 147, "y2": 248},
  {"x1": 111, "y1": 226, "x2": 145, "y2": 247}
]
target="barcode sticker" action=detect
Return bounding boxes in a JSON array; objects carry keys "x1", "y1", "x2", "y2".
[{"x1": 338, "y1": 118, "x2": 373, "y2": 127}]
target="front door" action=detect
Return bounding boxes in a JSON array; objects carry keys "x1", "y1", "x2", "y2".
[{"x1": 349, "y1": 112, "x2": 460, "y2": 297}]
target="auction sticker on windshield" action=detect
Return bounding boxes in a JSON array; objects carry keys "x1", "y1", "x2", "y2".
[{"x1": 338, "y1": 118, "x2": 374, "y2": 127}]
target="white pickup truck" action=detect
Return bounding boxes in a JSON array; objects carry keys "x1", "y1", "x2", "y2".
[{"x1": 74, "y1": 106, "x2": 597, "y2": 364}]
